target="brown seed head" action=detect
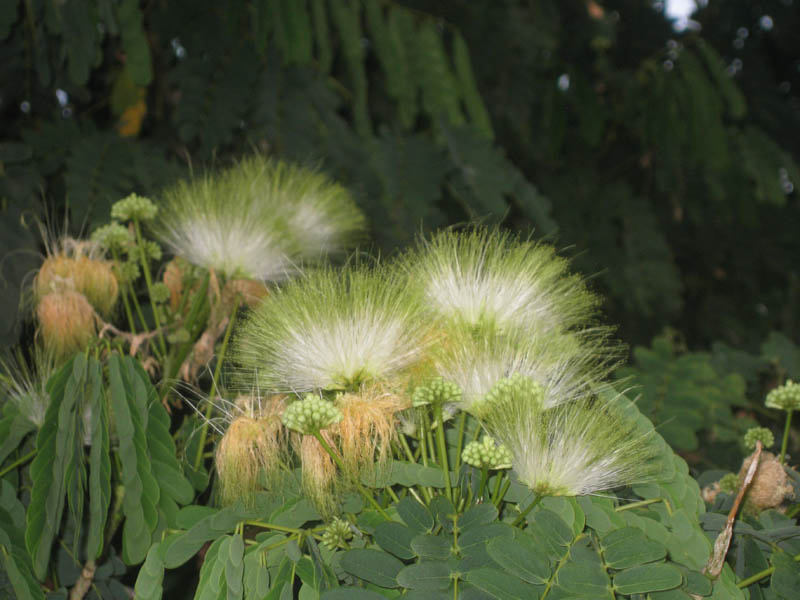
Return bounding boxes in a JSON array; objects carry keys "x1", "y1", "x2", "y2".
[{"x1": 36, "y1": 290, "x2": 96, "y2": 358}]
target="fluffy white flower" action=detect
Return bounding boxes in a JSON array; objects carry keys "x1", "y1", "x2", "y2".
[
  {"x1": 231, "y1": 264, "x2": 430, "y2": 393},
  {"x1": 155, "y1": 157, "x2": 366, "y2": 281},
  {"x1": 406, "y1": 228, "x2": 599, "y2": 334},
  {"x1": 482, "y1": 378, "x2": 659, "y2": 496}
]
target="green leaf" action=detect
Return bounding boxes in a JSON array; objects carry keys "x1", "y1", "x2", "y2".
[
  {"x1": 396, "y1": 561, "x2": 452, "y2": 591},
  {"x1": 397, "y1": 497, "x2": 433, "y2": 533},
  {"x1": 339, "y1": 548, "x2": 403, "y2": 588},
  {"x1": 771, "y1": 551, "x2": 800, "y2": 598},
  {"x1": 164, "y1": 502, "x2": 257, "y2": 568},
  {"x1": 451, "y1": 32, "x2": 493, "y2": 139},
  {"x1": 225, "y1": 534, "x2": 244, "y2": 600},
  {"x1": 429, "y1": 496, "x2": 456, "y2": 533},
  {"x1": 0, "y1": 410, "x2": 35, "y2": 467},
  {"x1": 411, "y1": 534, "x2": 452, "y2": 560},
  {"x1": 459, "y1": 503, "x2": 498, "y2": 532},
  {"x1": 133, "y1": 543, "x2": 165, "y2": 600},
  {"x1": 464, "y1": 568, "x2": 535, "y2": 600},
  {"x1": 553, "y1": 544, "x2": 609, "y2": 597},
  {"x1": 458, "y1": 524, "x2": 514, "y2": 554},
  {"x1": 600, "y1": 527, "x2": 667, "y2": 569},
  {"x1": 243, "y1": 546, "x2": 270, "y2": 599},
  {"x1": 373, "y1": 521, "x2": 416, "y2": 560},
  {"x1": 321, "y1": 590, "x2": 387, "y2": 600},
  {"x1": 25, "y1": 355, "x2": 82, "y2": 580},
  {"x1": 86, "y1": 357, "x2": 110, "y2": 560},
  {"x1": 486, "y1": 537, "x2": 550, "y2": 584},
  {"x1": 108, "y1": 355, "x2": 159, "y2": 564},
  {"x1": 195, "y1": 536, "x2": 229, "y2": 600},
  {"x1": 0, "y1": 543, "x2": 45, "y2": 600},
  {"x1": 116, "y1": 0, "x2": 152, "y2": 85},
  {"x1": 613, "y1": 563, "x2": 683, "y2": 594}
]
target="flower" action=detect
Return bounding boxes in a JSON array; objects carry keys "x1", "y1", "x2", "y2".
[
  {"x1": 765, "y1": 380, "x2": 800, "y2": 411},
  {"x1": 231, "y1": 263, "x2": 430, "y2": 393},
  {"x1": 481, "y1": 376, "x2": 659, "y2": 496},
  {"x1": 405, "y1": 228, "x2": 599, "y2": 335},
  {"x1": 213, "y1": 395, "x2": 287, "y2": 506},
  {"x1": 433, "y1": 327, "x2": 615, "y2": 415},
  {"x1": 154, "y1": 156, "x2": 365, "y2": 281}
]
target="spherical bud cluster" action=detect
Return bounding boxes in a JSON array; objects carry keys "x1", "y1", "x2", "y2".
[
  {"x1": 461, "y1": 436, "x2": 512, "y2": 470},
  {"x1": 482, "y1": 373, "x2": 545, "y2": 413},
  {"x1": 320, "y1": 517, "x2": 353, "y2": 550},
  {"x1": 718, "y1": 473, "x2": 740, "y2": 495},
  {"x1": 765, "y1": 380, "x2": 800, "y2": 412},
  {"x1": 111, "y1": 193, "x2": 158, "y2": 222},
  {"x1": 150, "y1": 282, "x2": 171, "y2": 304},
  {"x1": 91, "y1": 222, "x2": 131, "y2": 250},
  {"x1": 744, "y1": 427, "x2": 775, "y2": 450},
  {"x1": 281, "y1": 395, "x2": 342, "y2": 435},
  {"x1": 411, "y1": 377, "x2": 462, "y2": 407},
  {"x1": 142, "y1": 240, "x2": 163, "y2": 262}
]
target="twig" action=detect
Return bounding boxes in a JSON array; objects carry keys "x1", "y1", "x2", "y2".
[{"x1": 68, "y1": 560, "x2": 96, "y2": 600}]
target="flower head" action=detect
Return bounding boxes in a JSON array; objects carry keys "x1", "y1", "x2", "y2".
[
  {"x1": 405, "y1": 228, "x2": 599, "y2": 335},
  {"x1": 154, "y1": 156, "x2": 365, "y2": 281},
  {"x1": 111, "y1": 193, "x2": 158, "y2": 222},
  {"x1": 481, "y1": 377, "x2": 660, "y2": 496},
  {"x1": 433, "y1": 327, "x2": 616, "y2": 415},
  {"x1": 282, "y1": 395, "x2": 343, "y2": 435},
  {"x1": 231, "y1": 263, "x2": 430, "y2": 393},
  {"x1": 765, "y1": 380, "x2": 800, "y2": 412},
  {"x1": 461, "y1": 436, "x2": 512, "y2": 470},
  {"x1": 744, "y1": 427, "x2": 774, "y2": 450}
]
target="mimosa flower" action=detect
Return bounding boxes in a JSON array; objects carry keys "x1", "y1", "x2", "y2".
[
  {"x1": 482, "y1": 376, "x2": 659, "y2": 496},
  {"x1": 405, "y1": 228, "x2": 599, "y2": 335},
  {"x1": 154, "y1": 156, "x2": 366, "y2": 281},
  {"x1": 231, "y1": 263, "x2": 430, "y2": 393}
]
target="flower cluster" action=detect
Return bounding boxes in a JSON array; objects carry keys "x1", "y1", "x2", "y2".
[
  {"x1": 281, "y1": 395, "x2": 343, "y2": 435},
  {"x1": 320, "y1": 518, "x2": 354, "y2": 550},
  {"x1": 744, "y1": 427, "x2": 775, "y2": 450},
  {"x1": 411, "y1": 377, "x2": 462, "y2": 407},
  {"x1": 461, "y1": 436, "x2": 512, "y2": 470},
  {"x1": 765, "y1": 380, "x2": 800, "y2": 411},
  {"x1": 111, "y1": 193, "x2": 159, "y2": 222}
]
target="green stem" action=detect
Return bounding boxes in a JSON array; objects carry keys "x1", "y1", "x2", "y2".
[
  {"x1": 193, "y1": 297, "x2": 241, "y2": 470},
  {"x1": 399, "y1": 434, "x2": 416, "y2": 463},
  {"x1": 434, "y1": 403, "x2": 453, "y2": 502},
  {"x1": 0, "y1": 449, "x2": 37, "y2": 478},
  {"x1": 615, "y1": 497, "x2": 664, "y2": 512},
  {"x1": 453, "y1": 412, "x2": 467, "y2": 473},
  {"x1": 476, "y1": 467, "x2": 489, "y2": 501},
  {"x1": 779, "y1": 409, "x2": 793, "y2": 465},
  {"x1": 133, "y1": 219, "x2": 167, "y2": 356},
  {"x1": 244, "y1": 521, "x2": 308, "y2": 535},
  {"x1": 312, "y1": 431, "x2": 390, "y2": 519},
  {"x1": 736, "y1": 551, "x2": 800, "y2": 588},
  {"x1": 111, "y1": 247, "x2": 137, "y2": 334},
  {"x1": 490, "y1": 472, "x2": 504, "y2": 504},
  {"x1": 495, "y1": 477, "x2": 511, "y2": 506},
  {"x1": 512, "y1": 493, "x2": 543, "y2": 527}
]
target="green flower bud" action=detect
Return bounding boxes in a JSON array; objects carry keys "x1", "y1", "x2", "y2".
[
  {"x1": 111, "y1": 193, "x2": 158, "y2": 222},
  {"x1": 143, "y1": 240, "x2": 163, "y2": 261},
  {"x1": 461, "y1": 436, "x2": 512, "y2": 470},
  {"x1": 167, "y1": 328, "x2": 191, "y2": 344},
  {"x1": 320, "y1": 517, "x2": 353, "y2": 550},
  {"x1": 718, "y1": 473, "x2": 740, "y2": 495},
  {"x1": 478, "y1": 373, "x2": 545, "y2": 415},
  {"x1": 744, "y1": 427, "x2": 775, "y2": 450},
  {"x1": 282, "y1": 394, "x2": 342, "y2": 435},
  {"x1": 91, "y1": 222, "x2": 131, "y2": 250},
  {"x1": 151, "y1": 282, "x2": 170, "y2": 304},
  {"x1": 765, "y1": 380, "x2": 800, "y2": 412},
  {"x1": 116, "y1": 260, "x2": 140, "y2": 282},
  {"x1": 412, "y1": 377, "x2": 462, "y2": 407}
]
